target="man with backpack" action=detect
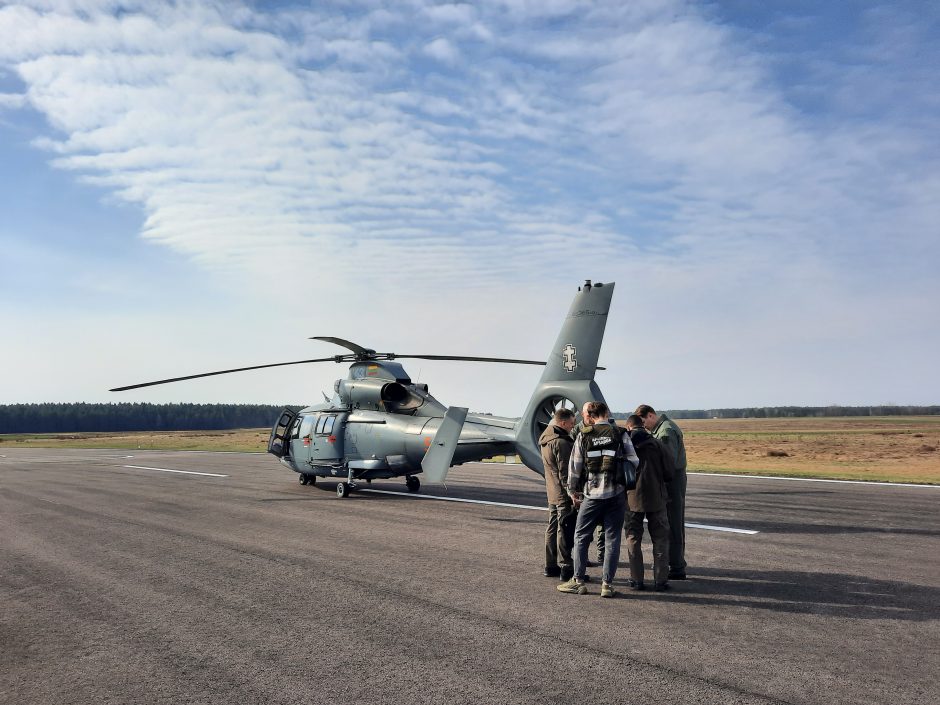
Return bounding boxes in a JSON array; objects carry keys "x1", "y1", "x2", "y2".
[{"x1": 557, "y1": 401, "x2": 639, "y2": 598}]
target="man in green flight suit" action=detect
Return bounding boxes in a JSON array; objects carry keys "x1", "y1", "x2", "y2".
[{"x1": 636, "y1": 404, "x2": 688, "y2": 579}]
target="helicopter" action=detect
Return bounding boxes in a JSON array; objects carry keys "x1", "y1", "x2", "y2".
[{"x1": 111, "y1": 280, "x2": 615, "y2": 498}]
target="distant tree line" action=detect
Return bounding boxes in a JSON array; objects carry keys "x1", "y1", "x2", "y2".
[
  {"x1": 0, "y1": 403, "x2": 292, "y2": 434},
  {"x1": 613, "y1": 405, "x2": 940, "y2": 420},
  {"x1": 3, "y1": 403, "x2": 938, "y2": 435}
]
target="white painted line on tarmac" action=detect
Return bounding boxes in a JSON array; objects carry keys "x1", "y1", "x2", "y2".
[
  {"x1": 122, "y1": 464, "x2": 228, "y2": 478},
  {"x1": 361, "y1": 488, "x2": 546, "y2": 511},
  {"x1": 685, "y1": 522, "x2": 759, "y2": 535},
  {"x1": 360, "y1": 488, "x2": 758, "y2": 534},
  {"x1": 689, "y1": 472, "x2": 939, "y2": 489}
]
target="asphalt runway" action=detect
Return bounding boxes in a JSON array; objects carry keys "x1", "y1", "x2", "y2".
[{"x1": 2, "y1": 449, "x2": 938, "y2": 705}]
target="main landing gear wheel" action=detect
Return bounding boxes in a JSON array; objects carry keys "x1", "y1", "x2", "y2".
[
  {"x1": 299, "y1": 474, "x2": 308, "y2": 485},
  {"x1": 336, "y1": 481, "x2": 351, "y2": 498},
  {"x1": 406, "y1": 476, "x2": 420, "y2": 493}
]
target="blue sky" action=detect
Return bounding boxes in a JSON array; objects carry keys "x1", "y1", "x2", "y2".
[{"x1": 1, "y1": 0, "x2": 937, "y2": 414}]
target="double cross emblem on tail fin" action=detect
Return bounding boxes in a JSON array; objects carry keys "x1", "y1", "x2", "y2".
[{"x1": 562, "y1": 344, "x2": 578, "y2": 372}]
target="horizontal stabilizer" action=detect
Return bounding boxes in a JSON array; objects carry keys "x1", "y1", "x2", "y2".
[{"x1": 422, "y1": 406, "x2": 468, "y2": 484}]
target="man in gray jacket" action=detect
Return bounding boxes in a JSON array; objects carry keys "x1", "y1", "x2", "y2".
[
  {"x1": 538, "y1": 408, "x2": 577, "y2": 580},
  {"x1": 637, "y1": 404, "x2": 688, "y2": 579},
  {"x1": 558, "y1": 401, "x2": 639, "y2": 598}
]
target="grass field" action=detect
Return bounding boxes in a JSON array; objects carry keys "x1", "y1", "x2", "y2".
[
  {"x1": 0, "y1": 429, "x2": 270, "y2": 454},
  {"x1": 676, "y1": 416, "x2": 940, "y2": 484},
  {"x1": 2, "y1": 416, "x2": 939, "y2": 484}
]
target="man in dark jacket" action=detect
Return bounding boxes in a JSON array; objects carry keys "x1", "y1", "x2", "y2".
[
  {"x1": 637, "y1": 404, "x2": 688, "y2": 579},
  {"x1": 625, "y1": 414, "x2": 673, "y2": 590},
  {"x1": 538, "y1": 408, "x2": 577, "y2": 580}
]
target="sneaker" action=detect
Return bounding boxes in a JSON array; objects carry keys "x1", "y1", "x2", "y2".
[
  {"x1": 627, "y1": 580, "x2": 646, "y2": 591},
  {"x1": 543, "y1": 566, "x2": 561, "y2": 578},
  {"x1": 581, "y1": 574, "x2": 592, "y2": 583},
  {"x1": 560, "y1": 567, "x2": 574, "y2": 582},
  {"x1": 654, "y1": 582, "x2": 670, "y2": 592},
  {"x1": 557, "y1": 578, "x2": 587, "y2": 595},
  {"x1": 600, "y1": 581, "x2": 617, "y2": 598}
]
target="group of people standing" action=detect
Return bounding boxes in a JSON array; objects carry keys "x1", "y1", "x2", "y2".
[{"x1": 538, "y1": 401, "x2": 688, "y2": 598}]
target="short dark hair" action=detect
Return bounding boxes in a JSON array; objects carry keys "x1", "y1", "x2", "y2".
[
  {"x1": 626, "y1": 414, "x2": 644, "y2": 429},
  {"x1": 587, "y1": 401, "x2": 609, "y2": 419},
  {"x1": 635, "y1": 404, "x2": 656, "y2": 417},
  {"x1": 553, "y1": 408, "x2": 576, "y2": 423}
]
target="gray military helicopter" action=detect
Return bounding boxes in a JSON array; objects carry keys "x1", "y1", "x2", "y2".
[{"x1": 111, "y1": 280, "x2": 614, "y2": 497}]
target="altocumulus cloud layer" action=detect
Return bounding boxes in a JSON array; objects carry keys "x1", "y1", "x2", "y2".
[{"x1": 0, "y1": 0, "x2": 938, "y2": 407}]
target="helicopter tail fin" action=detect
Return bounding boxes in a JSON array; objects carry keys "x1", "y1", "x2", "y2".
[
  {"x1": 514, "y1": 281, "x2": 615, "y2": 475},
  {"x1": 422, "y1": 406, "x2": 469, "y2": 484}
]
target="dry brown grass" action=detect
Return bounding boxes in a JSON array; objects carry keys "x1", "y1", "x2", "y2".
[
  {"x1": 0, "y1": 429, "x2": 270, "y2": 453},
  {"x1": 3, "y1": 416, "x2": 939, "y2": 484},
  {"x1": 676, "y1": 416, "x2": 940, "y2": 484}
]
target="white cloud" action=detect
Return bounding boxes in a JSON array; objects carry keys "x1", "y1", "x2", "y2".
[
  {"x1": 0, "y1": 92, "x2": 26, "y2": 108},
  {"x1": 422, "y1": 36, "x2": 460, "y2": 65}
]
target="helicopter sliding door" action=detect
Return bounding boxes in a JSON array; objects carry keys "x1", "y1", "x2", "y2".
[
  {"x1": 309, "y1": 412, "x2": 347, "y2": 463},
  {"x1": 267, "y1": 407, "x2": 298, "y2": 458}
]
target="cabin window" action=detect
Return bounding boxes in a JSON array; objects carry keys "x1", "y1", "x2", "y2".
[
  {"x1": 322, "y1": 415, "x2": 336, "y2": 435},
  {"x1": 299, "y1": 415, "x2": 316, "y2": 438},
  {"x1": 315, "y1": 416, "x2": 327, "y2": 434}
]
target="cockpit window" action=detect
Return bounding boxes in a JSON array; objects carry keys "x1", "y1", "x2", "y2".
[
  {"x1": 315, "y1": 416, "x2": 327, "y2": 434},
  {"x1": 299, "y1": 415, "x2": 316, "y2": 438},
  {"x1": 323, "y1": 416, "x2": 336, "y2": 435},
  {"x1": 290, "y1": 417, "x2": 303, "y2": 439}
]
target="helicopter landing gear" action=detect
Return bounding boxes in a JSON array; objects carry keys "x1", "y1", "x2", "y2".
[
  {"x1": 406, "y1": 475, "x2": 420, "y2": 493},
  {"x1": 336, "y1": 467, "x2": 358, "y2": 498},
  {"x1": 299, "y1": 473, "x2": 308, "y2": 485},
  {"x1": 299, "y1": 473, "x2": 317, "y2": 486}
]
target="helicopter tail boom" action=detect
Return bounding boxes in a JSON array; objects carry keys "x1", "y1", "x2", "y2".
[{"x1": 513, "y1": 281, "x2": 615, "y2": 475}]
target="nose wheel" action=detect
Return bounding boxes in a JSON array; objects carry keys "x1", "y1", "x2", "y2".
[
  {"x1": 336, "y1": 481, "x2": 352, "y2": 498},
  {"x1": 406, "y1": 476, "x2": 420, "y2": 493}
]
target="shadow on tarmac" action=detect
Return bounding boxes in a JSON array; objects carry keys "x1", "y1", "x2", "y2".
[{"x1": 651, "y1": 567, "x2": 940, "y2": 621}]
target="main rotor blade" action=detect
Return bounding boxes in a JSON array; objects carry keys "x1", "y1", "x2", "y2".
[
  {"x1": 109, "y1": 357, "x2": 345, "y2": 392},
  {"x1": 394, "y1": 355, "x2": 546, "y2": 365},
  {"x1": 309, "y1": 336, "x2": 375, "y2": 355},
  {"x1": 394, "y1": 354, "x2": 605, "y2": 370}
]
